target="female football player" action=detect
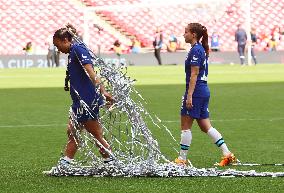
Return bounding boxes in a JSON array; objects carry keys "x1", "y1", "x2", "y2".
[
  {"x1": 175, "y1": 23, "x2": 236, "y2": 166},
  {"x1": 53, "y1": 24, "x2": 114, "y2": 165}
]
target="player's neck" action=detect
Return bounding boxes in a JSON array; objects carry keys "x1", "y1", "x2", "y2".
[
  {"x1": 67, "y1": 43, "x2": 72, "y2": 53},
  {"x1": 190, "y1": 40, "x2": 198, "y2": 47}
]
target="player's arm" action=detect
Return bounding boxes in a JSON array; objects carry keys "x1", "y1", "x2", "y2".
[
  {"x1": 84, "y1": 64, "x2": 113, "y2": 102},
  {"x1": 186, "y1": 66, "x2": 199, "y2": 109},
  {"x1": 74, "y1": 46, "x2": 113, "y2": 102},
  {"x1": 188, "y1": 66, "x2": 199, "y2": 96}
]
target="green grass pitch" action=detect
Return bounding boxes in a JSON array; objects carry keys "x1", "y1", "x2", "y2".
[{"x1": 0, "y1": 64, "x2": 284, "y2": 192}]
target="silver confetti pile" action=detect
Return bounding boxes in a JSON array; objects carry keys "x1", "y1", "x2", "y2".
[
  {"x1": 46, "y1": 160, "x2": 284, "y2": 177},
  {"x1": 44, "y1": 27, "x2": 284, "y2": 177}
]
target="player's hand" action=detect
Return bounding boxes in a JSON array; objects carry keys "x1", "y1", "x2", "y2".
[
  {"x1": 103, "y1": 91, "x2": 114, "y2": 106},
  {"x1": 186, "y1": 95, "x2": 193, "y2": 109}
]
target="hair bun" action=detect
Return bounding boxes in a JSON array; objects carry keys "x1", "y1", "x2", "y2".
[
  {"x1": 202, "y1": 25, "x2": 207, "y2": 31},
  {"x1": 66, "y1": 23, "x2": 77, "y2": 35}
]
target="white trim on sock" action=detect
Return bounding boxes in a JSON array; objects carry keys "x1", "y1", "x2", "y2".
[{"x1": 63, "y1": 156, "x2": 72, "y2": 162}]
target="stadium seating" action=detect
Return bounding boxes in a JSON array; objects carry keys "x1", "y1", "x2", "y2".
[
  {"x1": 0, "y1": 0, "x2": 283, "y2": 55},
  {"x1": 0, "y1": 0, "x2": 124, "y2": 55},
  {"x1": 83, "y1": 0, "x2": 284, "y2": 51}
]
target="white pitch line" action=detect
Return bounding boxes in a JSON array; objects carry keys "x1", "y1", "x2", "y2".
[
  {"x1": 0, "y1": 75, "x2": 63, "y2": 78},
  {"x1": 162, "y1": 117, "x2": 284, "y2": 123},
  {"x1": 0, "y1": 117, "x2": 283, "y2": 128},
  {"x1": 0, "y1": 123, "x2": 67, "y2": 128}
]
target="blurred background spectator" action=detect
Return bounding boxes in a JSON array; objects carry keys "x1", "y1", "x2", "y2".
[
  {"x1": 23, "y1": 42, "x2": 33, "y2": 55},
  {"x1": 46, "y1": 36, "x2": 58, "y2": 67},
  {"x1": 250, "y1": 27, "x2": 258, "y2": 64},
  {"x1": 167, "y1": 32, "x2": 177, "y2": 52},
  {"x1": 259, "y1": 29, "x2": 271, "y2": 51},
  {"x1": 112, "y1": 40, "x2": 123, "y2": 56},
  {"x1": 235, "y1": 24, "x2": 247, "y2": 65},
  {"x1": 270, "y1": 26, "x2": 281, "y2": 51},
  {"x1": 153, "y1": 27, "x2": 163, "y2": 65},
  {"x1": 210, "y1": 32, "x2": 220, "y2": 52},
  {"x1": 130, "y1": 36, "x2": 141, "y2": 54}
]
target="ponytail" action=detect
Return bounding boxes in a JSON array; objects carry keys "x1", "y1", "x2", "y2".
[{"x1": 201, "y1": 26, "x2": 209, "y2": 56}]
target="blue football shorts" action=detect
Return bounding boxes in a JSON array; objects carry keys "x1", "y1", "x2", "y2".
[
  {"x1": 72, "y1": 104, "x2": 100, "y2": 122},
  {"x1": 180, "y1": 95, "x2": 210, "y2": 119}
]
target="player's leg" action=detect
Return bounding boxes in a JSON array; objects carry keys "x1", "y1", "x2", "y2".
[
  {"x1": 197, "y1": 118, "x2": 230, "y2": 156},
  {"x1": 175, "y1": 95, "x2": 195, "y2": 164},
  {"x1": 61, "y1": 120, "x2": 78, "y2": 164},
  {"x1": 83, "y1": 120, "x2": 111, "y2": 159},
  {"x1": 197, "y1": 118, "x2": 236, "y2": 166},
  {"x1": 47, "y1": 50, "x2": 52, "y2": 67},
  {"x1": 238, "y1": 44, "x2": 245, "y2": 65},
  {"x1": 197, "y1": 97, "x2": 236, "y2": 166},
  {"x1": 175, "y1": 115, "x2": 194, "y2": 164},
  {"x1": 197, "y1": 97, "x2": 230, "y2": 155},
  {"x1": 157, "y1": 48, "x2": 162, "y2": 65},
  {"x1": 154, "y1": 48, "x2": 162, "y2": 65},
  {"x1": 55, "y1": 51, "x2": 60, "y2": 67},
  {"x1": 251, "y1": 47, "x2": 257, "y2": 65}
]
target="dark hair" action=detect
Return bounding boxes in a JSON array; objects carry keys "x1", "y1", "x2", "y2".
[
  {"x1": 26, "y1": 42, "x2": 32, "y2": 48},
  {"x1": 53, "y1": 24, "x2": 77, "y2": 42},
  {"x1": 23, "y1": 42, "x2": 32, "y2": 51},
  {"x1": 54, "y1": 24, "x2": 77, "y2": 92},
  {"x1": 114, "y1": 40, "x2": 121, "y2": 47},
  {"x1": 188, "y1": 23, "x2": 209, "y2": 56}
]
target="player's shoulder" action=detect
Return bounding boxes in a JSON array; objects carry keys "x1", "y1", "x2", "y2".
[
  {"x1": 191, "y1": 44, "x2": 205, "y2": 55},
  {"x1": 72, "y1": 43, "x2": 88, "y2": 53}
]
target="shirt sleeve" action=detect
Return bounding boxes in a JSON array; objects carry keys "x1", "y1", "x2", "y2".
[
  {"x1": 189, "y1": 48, "x2": 202, "y2": 67},
  {"x1": 73, "y1": 45, "x2": 93, "y2": 65}
]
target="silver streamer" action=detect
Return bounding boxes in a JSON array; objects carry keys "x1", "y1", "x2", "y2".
[
  {"x1": 44, "y1": 162, "x2": 284, "y2": 177},
  {"x1": 44, "y1": 27, "x2": 284, "y2": 177}
]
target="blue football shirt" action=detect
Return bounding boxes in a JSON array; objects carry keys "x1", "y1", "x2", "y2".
[
  {"x1": 68, "y1": 43, "x2": 102, "y2": 108},
  {"x1": 185, "y1": 43, "x2": 210, "y2": 97}
]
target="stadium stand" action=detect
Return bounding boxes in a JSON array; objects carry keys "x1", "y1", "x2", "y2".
[
  {"x1": 0, "y1": 0, "x2": 130, "y2": 55},
  {"x1": 84, "y1": 0, "x2": 284, "y2": 51},
  {"x1": 0, "y1": 0, "x2": 283, "y2": 55}
]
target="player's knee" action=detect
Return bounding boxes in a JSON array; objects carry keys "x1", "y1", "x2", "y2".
[
  {"x1": 199, "y1": 123, "x2": 211, "y2": 133},
  {"x1": 200, "y1": 127, "x2": 208, "y2": 133},
  {"x1": 181, "y1": 123, "x2": 189, "y2": 130},
  {"x1": 87, "y1": 126, "x2": 102, "y2": 139}
]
